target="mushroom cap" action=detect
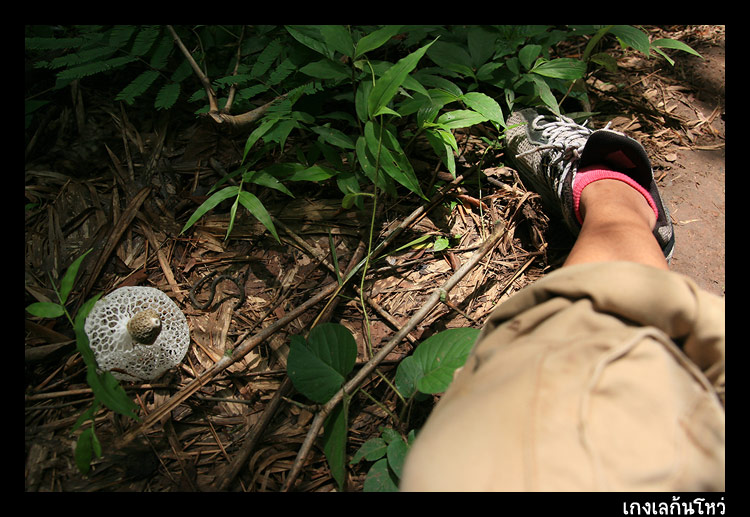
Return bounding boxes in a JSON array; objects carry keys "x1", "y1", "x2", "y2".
[{"x1": 84, "y1": 286, "x2": 190, "y2": 381}]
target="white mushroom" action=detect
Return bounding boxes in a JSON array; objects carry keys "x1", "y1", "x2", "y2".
[{"x1": 84, "y1": 286, "x2": 190, "y2": 381}]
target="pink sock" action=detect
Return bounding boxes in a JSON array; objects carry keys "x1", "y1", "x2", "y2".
[{"x1": 572, "y1": 165, "x2": 659, "y2": 225}]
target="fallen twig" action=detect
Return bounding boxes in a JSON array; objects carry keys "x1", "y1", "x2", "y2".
[
  {"x1": 118, "y1": 279, "x2": 340, "y2": 445},
  {"x1": 281, "y1": 218, "x2": 510, "y2": 491}
]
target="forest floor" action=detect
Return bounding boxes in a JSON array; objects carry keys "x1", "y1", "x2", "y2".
[{"x1": 24, "y1": 26, "x2": 724, "y2": 492}]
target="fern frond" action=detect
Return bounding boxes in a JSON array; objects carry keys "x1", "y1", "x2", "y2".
[
  {"x1": 25, "y1": 37, "x2": 84, "y2": 50},
  {"x1": 116, "y1": 70, "x2": 160, "y2": 104},
  {"x1": 109, "y1": 25, "x2": 137, "y2": 47},
  {"x1": 149, "y1": 34, "x2": 174, "y2": 69},
  {"x1": 57, "y1": 56, "x2": 137, "y2": 81},
  {"x1": 47, "y1": 46, "x2": 117, "y2": 70},
  {"x1": 155, "y1": 82, "x2": 180, "y2": 110},
  {"x1": 250, "y1": 39, "x2": 282, "y2": 79},
  {"x1": 214, "y1": 74, "x2": 254, "y2": 88},
  {"x1": 236, "y1": 84, "x2": 269, "y2": 102},
  {"x1": 131, "y1": 26, "x2": 161, "y2": 56}
]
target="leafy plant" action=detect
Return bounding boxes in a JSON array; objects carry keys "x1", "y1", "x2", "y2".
[
  {"x1": 287, "y1": 322, "x2": 480, "y2": 491},
  {"x1": 350, "y1": 427, "x2": 415, "y2": 492},
  {"x1": 26, "y1": 250, "x2": 140, "y2": 475}
]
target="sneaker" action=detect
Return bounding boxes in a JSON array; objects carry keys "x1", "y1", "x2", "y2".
[{"x1": 506, "y1": 108, "x2": 675, "y2": 262}]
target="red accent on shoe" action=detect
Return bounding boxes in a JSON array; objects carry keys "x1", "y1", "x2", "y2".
[{"x1": 573, "y1": 165, "x2": 660, "y2": 225}]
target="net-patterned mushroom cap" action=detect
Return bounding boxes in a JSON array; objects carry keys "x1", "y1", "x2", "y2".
[{"x1": 84, "y1": 286, "x2": 190, "y2": 381}]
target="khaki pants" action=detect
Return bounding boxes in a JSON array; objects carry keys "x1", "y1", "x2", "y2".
[{"x1": 400, "y1": 262, "x2": 725, "y2": 491}]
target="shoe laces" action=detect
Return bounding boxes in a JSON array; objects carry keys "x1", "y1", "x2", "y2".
[{"x1": 515, "y1": 114, "x2": 609, "y2": 195}]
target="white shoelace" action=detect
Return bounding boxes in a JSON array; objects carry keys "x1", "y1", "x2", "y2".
[{"x1": 515, "y1": 114, "x2": 609, "y2": 196}]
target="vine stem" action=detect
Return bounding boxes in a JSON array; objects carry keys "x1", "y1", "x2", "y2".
[{"x1": 281, "y1": 218, "x2": 510, "y2": 491}]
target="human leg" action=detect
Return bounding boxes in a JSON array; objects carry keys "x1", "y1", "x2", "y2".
[{"x1": 399, "y1": 110, "x2": 723, "y2": 492}]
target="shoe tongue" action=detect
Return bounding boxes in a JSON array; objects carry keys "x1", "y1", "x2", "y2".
[{"x1": 579, "y1": 131, "x2": 652, "y2": 187}]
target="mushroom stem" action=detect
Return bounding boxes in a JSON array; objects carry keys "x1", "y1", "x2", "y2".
[{"x1": 126, "y1": 309, "x2": 162, "y2": 345}]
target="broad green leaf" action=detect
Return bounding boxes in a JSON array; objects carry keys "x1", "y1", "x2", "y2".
[
  {"x1": 237, "y1": 191, "x2": 280, "y2": 243},
  {"x1": 530, "y1": 75, "x2": 560, "y2": 115},
  {"x1": 610, "y1": 25, "x2": 651, "y2": 56},
  {"x1": 243, "y1": 170, "x2": 294, "y2": 197},
  {"x1": 306, "y1": 323, "x2": 357, "y2": 376},
  {"x1": 532, "y1": 58, "x2": 587, "y2": 80},
  {"x1": 351, "y1": 437, "x2": 387, "y2": 464},
  {"x1": 363, "y1": 459, "x2": 399, "y2": 492},
  {"x1": 467, "y1": 26, "x2": 497, "y2": 68},
  {"x1": 354, "y1": 25, "x2": 402, "y2": 59},
  {"x1": 589, "y1": 52, "x2": 619, "y2": 73},
  {"x1": 386, "y1": 436, "x2": 409, "y2": 479},
  {"x1": 426, "y1": 40, "x2": 474, "y2": 77},
  {"x1": 322, "y1": 402, "x2": 348, "y2": 491},
  {"x1": 74, "y1": 294, "x2": 103, "y2": 370},
  {"x1": 75, "y1": 427, "x2": 96, "y2": 474},
  {"x1": 285, "y1": 26, "x2": 332, "y2": 59},
  {"x1": 243, "y1": 118, "x2": 279, "y2": 163},
  {"x1": 462, "y1": 91, "x2": 505, "y2": 128},
  {"x1": 286, "y1": 165, "x2": 337, "y2": 182},
  {"x1": 25, "y1": 302, "x2": 64, "y2": 319},
  {"x1": 519, "y1": 44, "x2": 542, "y2": 70},
  {"x1": 319, "y1": 25, "x2": 354, "y2": 58},
  {"x1": 180, "y1": 186, "x2": 239, "y2": 234},
  {"x1": 397, "y1": 328, "x2": 480, "y2": 395},
  {"x1": 287, "y1": 323, "x2": 357, "y2": 403},
  {"x1": 436, "y1": 109, "x2": 488, "y2": 130},
  {"x1": 651, "y1": 38, "x2": 702, "y2": 58},
  {"x1": 311, "y1": 125, "x2": 356, "y2": 149},
  {"x1": 368, "y1": 38, "x2": 436, "y2": 119},
  {"x1": 59, "y1": 248, "x2": 93, "y2": 304},
  {"x1": 365, "y1": 121, "x2": 426, "y2": 198},
  {"x1": 288, "y1": 334, "x2": 343, "y2": 403},
  {"x1": 300, "y1": 59, "x2": 350, "y2": 80},
  {"x1": 86, "y1": 369, "x2": 139, "y2": 420}
]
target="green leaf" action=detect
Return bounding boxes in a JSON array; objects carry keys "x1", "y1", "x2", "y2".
[
  {"x1": 75, "y1": 427, "x2": 96, "y2": 475},
  {"x1": 395, "y1": 328, "x2": 479, "y2": 396},
  {"x1": 532, "y1": 58, "x2": 587, "y2": 80},
  {"x1": 368, "y1": 38, "x2": 436, "y2": 119},
  {"x1": 426, "y1": 40, "x2": 475, "y2": 77},
  {"x1": 155, "y1": 82, "x2": 180, "y2": 110},
  {"x1": 116, "y1": 70, "x2": 160, "y2": 105},
  {"x1": 529, "y1": 75, "x2": 560, "y2": 115},
  {"x1": 462, "y1": 91, "x2": 505, "y2": 128},
  {"x1": 285, "y1": 164, "x2": 337, "y2": 182},
  {"x1": 181, "y1": 186, "x2": 240, "y2": 234},
  {"x1": 25, "y1": 302, "x2": 65, "y2": 319},
  {"x1": 363, "y1": 458, "x2": 399, "y2": 492},
  {"x1": 651, "y1": 38, "x2": 702, "y2": 58},
  {"x1": 74, "y1": 294, "x2": 103, "y2": 370},
  {"x1": 386, "y1": 436, "x2": 409, "y2": 479},
  {"x1": 86, "y1": 369, "x2": 139, "y2": 420},
  {"x1": 59, "y1": 248, "x2": 93, "y2": 304},
  {"x1": 319, "y1": 25, "x2": 354, "y2": 58},
  {"x1": 237, "y1": 191, "x2": 280, "y2": 243},
  {"x1": 243, "y1": 170, "x2": 294, "y2": 197},
  {"x1": 131, "y1": 26, "x2": 160, "y2": 56},
  {"x1": 436, "y1": 109, "x2": 488, "y2": 130},
  {"x1": 354, "y1": 25, "x2": 403, "y2": 59},
  {"x1": 286, "y1": 26, "x2": 332, "y2": 59},
  {"x1": 287, "y1": 323, "x2": 357, "y2": 403},
  {"x1": 311, "y1": 125, "x2": 356, "y2": 149},
  {"x1": 351, "y1": 437, "x2": 387, "y2": 464},
  {"x1": 519, "y1": 44, "x2": 542, "y2": 70},
  {"x1": 610, "y1": 25, "x2": 651, "y2": 56},
  {"x1": 300, "y1": 59, "x2": 350, "y2": 80},
  {"x1": 322, "y1": 402, "x2": 348, "y2": 491},
  {"x1": 251, "y1": 39, "x2": 282, "y2": 79}
]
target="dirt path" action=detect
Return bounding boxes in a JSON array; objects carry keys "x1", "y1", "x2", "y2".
[{"x1": 658, "y1": 30, "x2": 725, "y2": 295}]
